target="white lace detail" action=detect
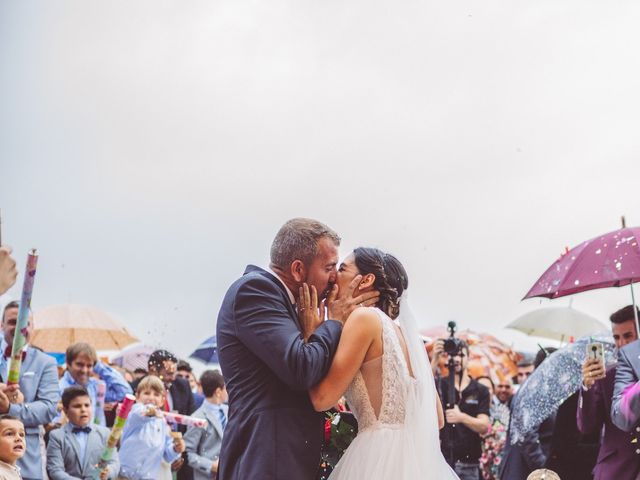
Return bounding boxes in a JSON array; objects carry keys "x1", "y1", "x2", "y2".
[
  {"x1": 344, "y1": 308, "x2": 413, "y2": 432},
  {"x1": 328, "y1": 300, "x2": 459, "y2": 480}
]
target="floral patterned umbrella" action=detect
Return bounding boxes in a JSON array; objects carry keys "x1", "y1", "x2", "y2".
[{"x1": 509, "y1": 332, "x2": 616, "y2": 444}]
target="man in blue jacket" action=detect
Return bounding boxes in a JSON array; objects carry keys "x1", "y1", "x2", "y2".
[
  {"x1": 216, "y1": 218, "x2": 378, "y2": 480},
  {"x1": 58, "y1": 342, "x2": 133, "y2": 426},
  {"x1": 0, "y1": 301, "x2": 59, "y2": 480}
]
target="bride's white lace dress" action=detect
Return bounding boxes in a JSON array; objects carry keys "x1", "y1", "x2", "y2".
[{"x1": 329, "y1": 308, "x2": 458, "y2": 479}]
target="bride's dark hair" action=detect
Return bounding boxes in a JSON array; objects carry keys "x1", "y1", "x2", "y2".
[{"x1": 353, "y1": 247, "x2": 409, "y2": 319}]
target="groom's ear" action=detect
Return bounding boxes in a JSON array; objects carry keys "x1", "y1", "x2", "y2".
[{"x1": 290, "y1": 260, "x2": 306, "y2": 282}]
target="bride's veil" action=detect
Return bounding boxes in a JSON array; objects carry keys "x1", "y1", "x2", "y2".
[{"x1": 396, "y1": 293, "x2": 458, "y2": 477}]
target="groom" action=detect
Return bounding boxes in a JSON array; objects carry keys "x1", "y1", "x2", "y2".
[{"x1": 216, "y1": 218, "x2": 377, "y2": 479}]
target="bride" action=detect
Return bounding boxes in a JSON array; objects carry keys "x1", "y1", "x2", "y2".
[{"x1": 302, "y1": 247, "x2": 458, "y2": 479}]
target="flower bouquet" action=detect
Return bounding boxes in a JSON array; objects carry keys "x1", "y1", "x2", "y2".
[{"x1": 316, "y1": 409, "x2": 358, "y2": 480}]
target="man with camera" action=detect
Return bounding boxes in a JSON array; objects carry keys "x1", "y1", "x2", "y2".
[{"x1": 432, "y1": 333, "x2": 490, "y2": 480}]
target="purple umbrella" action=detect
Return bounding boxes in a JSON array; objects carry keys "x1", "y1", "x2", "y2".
[{"x1": 524, "y1": 223, "x2": 640, "y2": 328}]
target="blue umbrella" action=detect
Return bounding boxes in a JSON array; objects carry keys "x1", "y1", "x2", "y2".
[{"x1": 189, "y1": 335, "x2": 219, "y2": 364}]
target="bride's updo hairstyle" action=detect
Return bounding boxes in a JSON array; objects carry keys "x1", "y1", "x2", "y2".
[{"x1": 353, "y1": 247, "x2": 409, "y2": 320}]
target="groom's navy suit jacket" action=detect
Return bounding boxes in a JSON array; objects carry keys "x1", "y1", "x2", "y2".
[{"x1": 216, "y1": 265, "x2": 342, "y2": 480}]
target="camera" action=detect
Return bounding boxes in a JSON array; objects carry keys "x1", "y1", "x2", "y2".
[{"x1": 443, "y1": 321, "x2": 464, "y2": 356}]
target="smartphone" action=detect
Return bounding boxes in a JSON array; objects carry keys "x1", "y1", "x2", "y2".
[{"x1": 586, "y1": 342, "x2": 605, "y2": 369}]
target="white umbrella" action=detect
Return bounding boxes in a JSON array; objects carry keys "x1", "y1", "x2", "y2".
[{"x1": 506, "y1": 307, "x2": 608, "y2": 342}]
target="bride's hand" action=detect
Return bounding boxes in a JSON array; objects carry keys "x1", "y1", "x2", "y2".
[
  {"x1": 298, "y1": 283, "x2": 323, "y2": 341},
  {"x1": 326, "y1": 275, "x2": 380, "y2": 324}
]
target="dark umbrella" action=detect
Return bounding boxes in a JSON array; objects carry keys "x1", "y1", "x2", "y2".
[
  {"x1": 509, "y1": 333, "x2": 616, "y2": 444},
  {"x1": 524, "y1": 221, "x2": 640, "y2": 329},
  {"x1": 189, "y1": 335, "x2": 219, "y2": 364}
]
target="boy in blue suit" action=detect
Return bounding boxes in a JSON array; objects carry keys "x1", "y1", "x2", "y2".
[
  {"x1": 46, "y1": 385, "x2": 118, "y2": 480},
  {"x1": 184, "y1": 370, "x2": 228, "y2": 479}
]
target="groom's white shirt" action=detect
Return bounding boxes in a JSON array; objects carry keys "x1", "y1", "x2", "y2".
[{"x1": 267, "y1": 266, "x2": 296, "y2": 305}]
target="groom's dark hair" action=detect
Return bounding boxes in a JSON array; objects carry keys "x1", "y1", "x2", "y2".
[{"x1": 270, "y1": 218, "x2": 340, "y2": 269}]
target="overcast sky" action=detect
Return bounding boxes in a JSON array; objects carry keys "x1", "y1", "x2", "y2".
[{"x1": 1, "y1": 1, "x2": 639, "y2": 371}]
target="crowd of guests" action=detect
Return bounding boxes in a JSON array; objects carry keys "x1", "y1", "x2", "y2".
[
  {"x1": 5, "y1": 241, "x2": 640, "y2": 480},
  {"x1": 0, "y1": 301, "x2": 227, "y2": 480},
  {"x1": 428, "y1": 304, "x2": 640, "y2": 480},
  {"x1": 0, "y1": 245, "x2": 229, "y2": 479}
]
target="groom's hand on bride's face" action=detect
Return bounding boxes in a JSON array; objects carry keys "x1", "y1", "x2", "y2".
[{"x1": 327, "y1": 275, "x2": 380, "y2": 325}]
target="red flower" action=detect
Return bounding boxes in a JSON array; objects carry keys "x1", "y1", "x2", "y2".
[{"x1": 324, "y1": 419, "x2": 332, "y2": 442}]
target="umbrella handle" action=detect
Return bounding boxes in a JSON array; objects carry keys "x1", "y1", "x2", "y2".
[{"x1": 631, "y1": 282, "x2": 640, "y2": 335}]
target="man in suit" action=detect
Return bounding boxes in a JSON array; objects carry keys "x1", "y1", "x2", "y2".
[
  {"x1": 177, "y1": 360, "x2": 204, "y2": 409},
  {"x1": 144, "y1": 350, "x2": 196, "y2": 417},
  {"x1": 46, "y1": 385, "x2": 119, "y2": 480},
  {"x1": 184, "y1": 370, "x2": 227, "y2": 479},
  {"x1": 216, "y1": 218, "x2": 378, "y2": 480},
  {"x1": 579, "y1": 305, "x2": 640, "y2": 479},
  {"x1": 0, "y1": 301, "x2": 59, "y2": 480}
]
